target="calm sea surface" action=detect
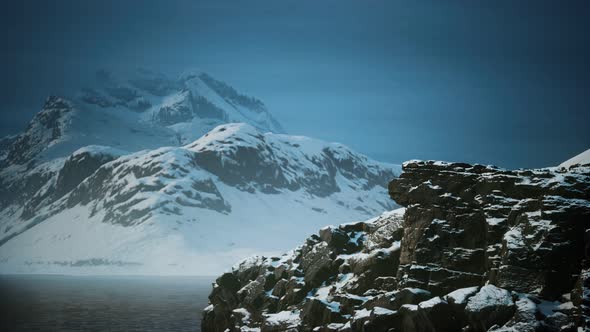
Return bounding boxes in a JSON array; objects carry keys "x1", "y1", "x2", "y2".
[{"x1": 0, "y1": 275, "x2": 214, "y2": 332}]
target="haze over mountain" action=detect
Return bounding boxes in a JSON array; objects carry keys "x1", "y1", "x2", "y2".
[
  {"x1": 2, "y1": 1, "x2": 589, "y2": 168},
  {"x1": 0, "y1": 70, "x2": 399, "y2": 275},
  {"x1": 202, "y1": 154, "x2": 590, "y2": 331}
]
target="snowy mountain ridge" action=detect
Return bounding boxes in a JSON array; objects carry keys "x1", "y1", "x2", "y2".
[
  {"x1": 0, "y1": 71, "x2": 400, "y2": 274},
  {"x1": 0, "y1": 69, "x2": 283, "y2": 168},
  {"x1": 0, "y1": 123, "x2": 399, "y2": 274}
]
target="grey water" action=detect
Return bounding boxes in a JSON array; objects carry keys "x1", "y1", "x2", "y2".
[{"x1": 0, "y1": 275, "x2": 214, "y2": 332}]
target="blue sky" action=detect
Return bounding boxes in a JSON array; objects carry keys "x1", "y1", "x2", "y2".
[{"x1": 1, "y1": 0, "x2": 589, "y2": 168}]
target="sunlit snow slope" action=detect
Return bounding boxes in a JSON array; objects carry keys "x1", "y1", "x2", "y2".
[{"x1": 0, "y1": 120, "x2": 399, "y2": 274}]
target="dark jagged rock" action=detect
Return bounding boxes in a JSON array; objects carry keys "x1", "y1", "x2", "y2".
[
  {"x1": 464, "y1": 285, "x2": 515, "y2": 331},
  {"x1": 202, "y1": 210, "x2": 404, "y2": 331},
  {"x1": 390, "y1": 160, "x2": 590, "y2": 299},
  {"x1": 203, "y1": 160, "x2": 590, "y2": 331},
  {"x1": 20, "y1": 147, "x2": 122, "y2": 220},
  {"x1": 391, "y1": 288, "x2": 432, "y2": 309}
]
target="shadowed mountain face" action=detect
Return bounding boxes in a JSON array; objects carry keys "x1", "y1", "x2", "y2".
[
  {"x1": 0, "y1": 71, "x2": 400, "y2": 275},
  {"x1": 202, "y1": 158, "x2": 590, "y2": 331}
]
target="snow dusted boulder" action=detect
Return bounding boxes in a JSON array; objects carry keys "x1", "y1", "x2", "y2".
[
  {"x1": 319, "y1": 226, "x2": 355, "y2": 252},
  {"x1": 363, "y1": 306, "x2": 401, "y2": 332},
  {"x1": 444, "y1": 286, "x2": 480, "y2": 327},
  {"x1": 263, "y1": 310, "x2": 300, "y2": 331},
  {"x1": 401, "y1": 296, "x2": 462, "y2": 332},
  {"x1": 300, "y1": 241, "x2": 336, "y2": 288},
  {"x1": 301, "y1": 298, "x2": 346, "y2": 327},
  {"x1": 445, "y1": 286, "x2": 480, "y2": 307},
  {"x1": 237, "y1": 275, "x2": 268, "y2": 310},
  {"x1": 465, "y1": 285, "x2": 515, "y2": 331},
  {"x1": 488, "y1": 294, "x2": 539, "y2": 332}
]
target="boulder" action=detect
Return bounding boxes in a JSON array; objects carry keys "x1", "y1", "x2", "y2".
[
  {"x1": 391, "y1": 288, "x2": 433, "y2": 309},
  {"x1": 465, "y1": 285, "x2": 515, "y2": 332},
  {"x1": 301, "y1": 298, "x2": 346, "y2": 328}
]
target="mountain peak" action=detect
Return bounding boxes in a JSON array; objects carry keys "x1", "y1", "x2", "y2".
[
  {"x1": 0, "y1": 120, "x2": 400, "y2": 274},
  {"x1": 1, "y1": 68, "x2": 285, "y2": 166},
  {"x1": 2, "y1": 96, "x2": 75, "y2": 165},
  {"x1": 0, "y1": 67, "x2": 398, "y2": 276},
  {"x1": 177, "y1": 69, "x2": 206, "y2": 82},
  {"x1": 185, "y1": 123, "x2": 263, "y2": 152},
  {"x1": 43, "y1": 95, "x2": 71, "y2": 110}
]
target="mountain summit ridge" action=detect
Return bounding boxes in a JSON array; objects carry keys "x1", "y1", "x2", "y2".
[
  {"x1": 0, "y1": 69, "x2": 283, "y2": 168},
  {"x1": 0, "y1": 70, "x2": 400, "y2": 275}
]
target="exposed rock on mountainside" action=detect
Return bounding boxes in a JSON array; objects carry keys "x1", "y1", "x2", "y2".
[
  {"x1": 0, "y1": 69, "x2": 403, "y2": 275},
  {"x1": 202, "y1": 160, "x2": 590, "y2": 331},
  {"x1": 560, "y1": 148, "x2": 590, "y2": 169},
  {"x1": 2, "y1": 96, "x2": 73, "y2": 166},
  {"x1": 0, "y1": 123, "x2": 398, "y2": 274},
  {"x1": 0, "y1": 69, "x2": 287, "y2": 254}
]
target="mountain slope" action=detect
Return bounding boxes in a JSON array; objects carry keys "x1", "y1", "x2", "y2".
[
  {"x1": 0, "y1": 69, "x2": 402, "y2": 275},
  {"x1": 559, "y1": 148, "x2": 590, "y2": 168},
  {"x1": 0, "y1": 123, "x2": 399, "y2": 275}
]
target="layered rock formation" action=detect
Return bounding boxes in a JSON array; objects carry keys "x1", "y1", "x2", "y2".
[{"x1": 202, "y1": 160, "x2": 590, "y2": 331}]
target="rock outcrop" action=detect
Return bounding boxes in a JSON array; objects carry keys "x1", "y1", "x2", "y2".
[{"x1": 202, "y1": 160, "x2": 590, "y2": 331}]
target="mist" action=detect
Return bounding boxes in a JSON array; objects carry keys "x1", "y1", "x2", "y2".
[{"x1": 1, "y1": 1, "x2": 589, "y2": 167}]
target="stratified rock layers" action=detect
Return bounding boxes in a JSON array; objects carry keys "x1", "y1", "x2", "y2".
[
  {"x1": 202, "y1": 161, "x2": 590, "y2": 331},
  {"x1": 390, "y1": 161, "x2": 589, "y2": 299}
]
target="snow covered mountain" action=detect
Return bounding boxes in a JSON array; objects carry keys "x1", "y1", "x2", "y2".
[
  {"x1": 0, "y1": 69, "x2": 283, "y2": 168},
  {"x1": 0, "y1": 71, "x2": 400, "y2": 275}
]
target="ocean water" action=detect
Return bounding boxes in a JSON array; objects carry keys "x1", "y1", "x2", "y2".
[{"x1": 0, "y1": 275, "x2": 214, "y2": 332}]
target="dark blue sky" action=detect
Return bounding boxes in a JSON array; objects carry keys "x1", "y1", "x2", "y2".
[{"x1": 1, "y1": 0, "x2": 589, "y2": 168}]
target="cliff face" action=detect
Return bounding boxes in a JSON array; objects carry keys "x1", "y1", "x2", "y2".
[
  {"x1": 202, "y1": 160, "x2": 590, "y2": 332},
  {"x1": 390, "y1": 161, "x2": 589, "y2": 299}
]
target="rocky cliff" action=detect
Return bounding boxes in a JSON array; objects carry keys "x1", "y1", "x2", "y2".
[{"x1": 202, "y1": 160, "x2": 590, "y2": 331}]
